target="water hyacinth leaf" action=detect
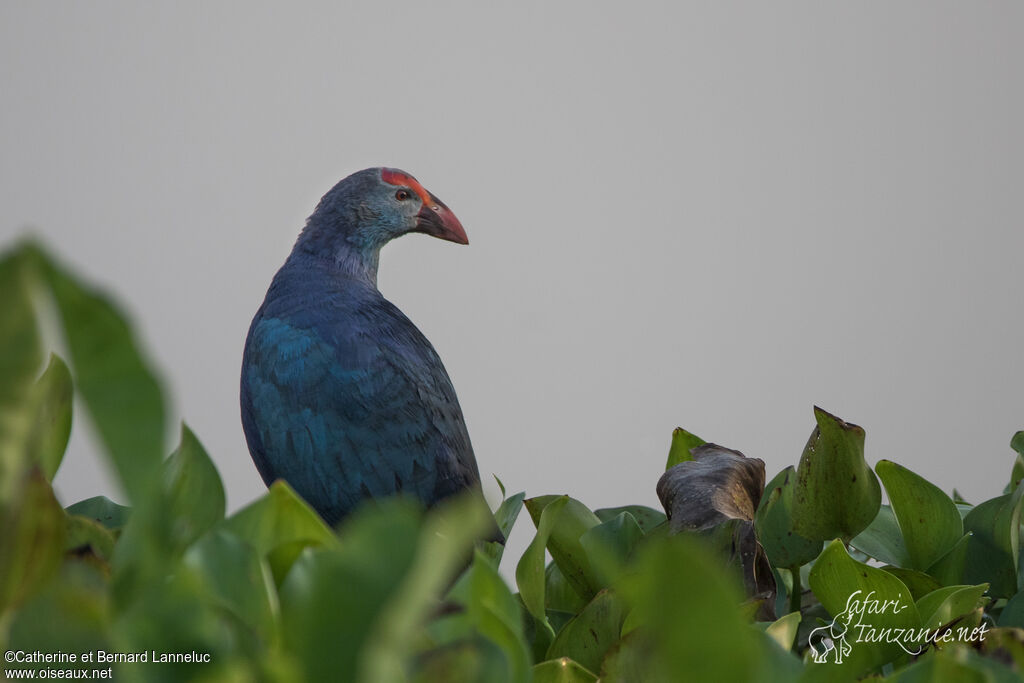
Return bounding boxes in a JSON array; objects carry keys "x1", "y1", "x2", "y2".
[
  {"x1": 362, "y1": 495, "x2": 493, "y2": 683},
  {"x1": 997, "y1": 589, "x2": 1024, "y2": 627},
  {"x1": 698, "y1": 519, "x2": 776, "y2": 620},
  {"x1": 524, "y1": 495, "x2": 603, "y2": 599},
  {"x1": 754, "y1": 466, "x2": 821, "y2": 569},
  {"x1": 579, "y1": 512, "x2": 643, "y2": 586},
  {"x1": 876, "y1": 460, "x2": 962, "y2": 571},
  {"x1": 792, "y1": 407, "x2": 881, "y2": 542},
  {"x1": 532, "y1": 658, "x2": 597, "y2": 683},
  {"x1": 765, "y1": 611, "x2": 801, "y2": 651},
  {"x1": 926, "y1": 533, "x2": 972, "y2": 587},
  {"x1": 1012, "y1": 432, "x2": 1024, "y2": 457},
  {"x1": 657, "y1": 444, "x2": 765, "y2": 532},
  {"x1": 545, "y1": 561, "x2": 588, "y2": 613},
  {"x1": 413, "y1": 637, "x2": 512, "y2": 683},
  {"x1": 517, "y1": 495, "x2": 569, "y2": 633},
  {"x1": 24, "y1": 354, "x2": 73, "y2": 481},
  {"x1": 962, "y1": 482, "x2": 1024, "y2": 598},
  {"x1": 220, "y1": 479, "x2": 337, "y2": 557},
  {"x1": 0, "y1": 248, "x2": 43, "y2": 502},
  {"x1": 594, "y1": 505, "x2": 666, "y2": 534},
  {"x1": 29, "y1": 244, "x2": 166, "y2": 504},
  {"x1": 463, "y1": 550, "x2": 532, "y2": 683},
  {"x1": 183, "y1": 529, "x2": 279, "y2": 645},
  {"x1": 881, "y1": 567, "x2": 942, "y2": 602},
  {"x1": 849, "y1": 505, "x2": 909, "y2": 567},
  {"x1": 482, "y1": 490, "x2": 525, "y2": 566},
  {"x1": 0, "y1": 469, "x2": 67, "y2": 613},
  {"x1": 665, "y1": 427, "x2": 706, "y2": 469},
  {"x1": 546, "y1": 589, "x2": 626, "y2": 674},
  {"x1": 885, "y1": 650, "x2": 989, "y2": 683},
  {"x1": 64, "y1": 514, "x2": 116, "y2": 562},
  {"x1": 808, "y1": 540, "x2": 922, "y2": 675},
  {"x1": 915, "y1": 583, "x2": 989, "y2": 631},
  {"x1": 617, "y1": 533, "x2": 763, "y2": 682},
  {"x1": 164, "y1": 424, "x2": 226, "y2": 551},
  {"x1": 279, "y1": 499, "x2": 421, "y2": 683},
  {"x1": 65, "y1": 495, "x2": 131, "y2": 531}
]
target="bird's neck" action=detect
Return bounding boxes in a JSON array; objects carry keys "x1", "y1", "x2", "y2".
[{"x1": 292, "y1": 228, "x2": 381, "y2": 287}]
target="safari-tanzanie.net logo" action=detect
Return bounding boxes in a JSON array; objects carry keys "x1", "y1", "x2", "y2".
[{"x1": 809, "y1": 589, "x2": 989, "y2": 664}]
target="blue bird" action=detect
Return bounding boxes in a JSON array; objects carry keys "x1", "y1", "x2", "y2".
[{"x1": 240, "y1": 167, "x2": 490, "y2": 530}]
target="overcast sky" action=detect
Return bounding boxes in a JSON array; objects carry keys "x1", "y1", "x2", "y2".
[{"x1": 2, "y1": 2, "x2": 1021, "y2": 570}]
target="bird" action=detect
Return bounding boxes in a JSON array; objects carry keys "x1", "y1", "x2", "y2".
[{"x1": 239, "y1": 167, "x2": 493, "y2": 532}]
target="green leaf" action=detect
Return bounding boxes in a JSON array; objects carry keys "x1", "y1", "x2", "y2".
[
  {"x1": 885, "y1": 649, "x2": 990, "y2": 683},
  {"x1": 876, "y1": 460, "x2": 963, "y2": 571},
  {"x1": 220, "y1": 480, "x2": 337, "y2": 557},
  {"x1": 546, "y1": 589, "x2": 626, "y2": 674},
  {"x1": 792, "y1": 407, "x2": 881, "y2": 542},
  {"x1": 594, "y1": 505, "x2": 666, "y2": 534},
  {"x1": 164, "y1": 424, "x2": 226, "y2": 551},
  {"x1": 516, "y1": 495, "x2": 569, "y2": 635},
  {"x1": 579, "y1": 512, "x2": 643, "y2": 586},
  {"x1": 754, "y1": 466, "x2": 822, "y2": 569},
  {"x1": 1012, "y1": 432, "x2": 1024, "y2": 458},
  {"x1": 764, "y1": 611, "x2": 801, "y2": 651},
  {"x1": 278, "y1": 499, "x2": 421, "y2": 683},
  {"x1": 482, "y1": 490, "x2": 525, "y2": 566},
  {"x1": 962, "y1": 482, "x2": 1024, "y2": 598},
  {"x1": 0, "y1": 469, "x2": 67, "y2": 613},
  {"x1": 545, "y1": 561, "x2": 588, "y2": 613},
  {"x1": 64, "y1": 513, "x2": 116, "y2": 562},
  {"x1": 65, "y1": 495, "x2": 131, "y2": 531},
  {"x1": 185, "y1": 529, "x2": 279, "y2": 645},
  {"x1": 914, "y1": 583, "x2": 989, "y2": 630},
  {"x1": 850, "y1": 505, "x2": 911, "y2": 566},
  {"x1": 0, "y1": 248, "x2": 43, "y2": 502},
  {"x1": 362, "y1": 494, "x2": 493, "y2": 683},
  {"x1": 524, "y1": 495, "x2": 602, "y2": 600},
  {"x1": 531, "y1": 658, "x2": 597, "y2": 683},
  {"x1": 808, "y1": 540, "x2": 922, "y2": 674},
  {"x1": 31, "y1": 245, "x2": 166, "y2": 504},
  {"x1": 463, "y1": 550, "x2": 532, "y2": 683},
  {"x1": 881, "y1": 566, "x2": 942, "y2": 601},
  {"x1": 998, "y1": 589, "x2": 1024, "y2": 627},
  {"x1": 665, "y1": 427, "x2": 706, "y2": 469},
  {"x1": 24, "y1": 354, "x2": 73, "y2": 481},
  {"x1": 413, "y1": 637, "x2": 511, "y2": 683},
  {"x1": 617, "y1": 533, "x2": 763, "y2": 682},
  {"x1": 925, "y1": 532, "x2": 972, "y2": 587}
]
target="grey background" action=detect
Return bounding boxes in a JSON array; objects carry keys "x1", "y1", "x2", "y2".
[{"x1": 2, "y1": 2, "x2": 1021, "y2": 572}]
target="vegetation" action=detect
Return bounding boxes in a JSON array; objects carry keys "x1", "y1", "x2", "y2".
[{"x1": 1, "y1": 239, "x2": 1023, "y2": 682}]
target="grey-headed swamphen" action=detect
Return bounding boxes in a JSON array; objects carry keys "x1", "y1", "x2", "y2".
[{"x1": 240, "y1": 168, "x2": 496, "y2": 537}]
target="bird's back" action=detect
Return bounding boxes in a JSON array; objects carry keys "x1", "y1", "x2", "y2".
[{"x1": 240, "y1": 256, "x2": 482, "y2": 525}]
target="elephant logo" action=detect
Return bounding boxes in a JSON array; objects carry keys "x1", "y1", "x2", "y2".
[{"x1": 808, "y1": 610, "x2": 854, "y2": 664}]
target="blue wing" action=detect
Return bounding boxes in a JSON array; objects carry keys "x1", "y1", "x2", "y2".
[{"x1": 240, "y1": 293, "x2": 481, "y2": 525}]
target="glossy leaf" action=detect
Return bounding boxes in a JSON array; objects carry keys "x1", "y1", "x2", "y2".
[
  {"x1": 657, "y1": 444, "x2": 765, "y2": 532},
  {"x1": 765, "y1": 611, "x2": 801, "y2": 651},
  {"x1": 517, "y1": 495, "x2": 569, "y2": 634},
  {"x1": 183, "y1": 529, "x2": 279, "y2": 645},
  {"x1": 545, "y1": 561, "x2": 588, "y2": 613},
  {"x1": 915, "y1": 583, "x2": 989, "y2": 631},
  {"x1": 524, "y1": 495, "x2": 602, "y2": 600},
  {"x1": 65, "y1": 495, "x2": 131, "y2": 531},
  {"x1": 962, "y1": 482, "x2": 1024, "y2": 598},
  {"x1": 876, "y1": 460, "x2": 962, "y2": 571},
  {"x1": 0, "y1": 248, "x2": 43, "y2": 502},
  {"x1": 792, "y1": 407, "x2": 881, "y2": 542},
  {"x1": 164, "y1": 424, "x2": 226, "y2": 551},
  {"x1": 617, "y1": 533, "x2": 763, "y2": 682},
  {"x1": 279, "y1": 499, "x2": 421, "y2": 683},
  {"x1": 220, "y1": 479, "x2": 337, "y2": 556},
  {"x1": 532, "y1": 658, "x2": 597, "y2": 683},
  {"x1": 64, "y1": 513, "x2": 116, "y2": 562},
  {"x1": 851, "y1": 505, "x2": 911, "y2": 567},
  {"x1": 885, "y1": 650, "x2": 989, "y2": 683},
  {"x1": 925, "y1": 533, "x2": 972, "y2": 587},
  {"x1": 754, "y1": 466, "x2": 822, "y2": 569},
  {"x1": 594, "y1": 505, "x2": 666, "y2": 534},
  {"x1": 24, "y1": 354, "x2": 73, "y2": 481},
  {"x1": 0, "y1": 469, "x2": 67, "y2": 613},
  {"x1": 808, "y1": 540, "x2": 922, "y2": 674},
  {"x1": 462, "y1": 550, "x2": 531, "y2": 683},
  {"x1": 665, "y1": 427, "x2": 706, "y2": 469},
  {"x1": 546, "y1": 589, "x2": 626, "y2": 674},
  {"x1": 881, "y1": 567, "x2": 942, "y2": 602},
  {"x1": 483, "y1": 490, "x2": 525, "y2": 566},
  {"x1": 579, "y1": 512, "x2": 643, "y2": 586}
]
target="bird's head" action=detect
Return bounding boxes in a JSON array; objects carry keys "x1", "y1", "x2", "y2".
[{"x1": 303, "y1": 167, "x2": 467, "y2": 256}]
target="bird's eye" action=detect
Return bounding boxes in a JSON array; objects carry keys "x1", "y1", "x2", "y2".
[{"x1": 395, "y1": 189, "x2": 411, "y2": 201}]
